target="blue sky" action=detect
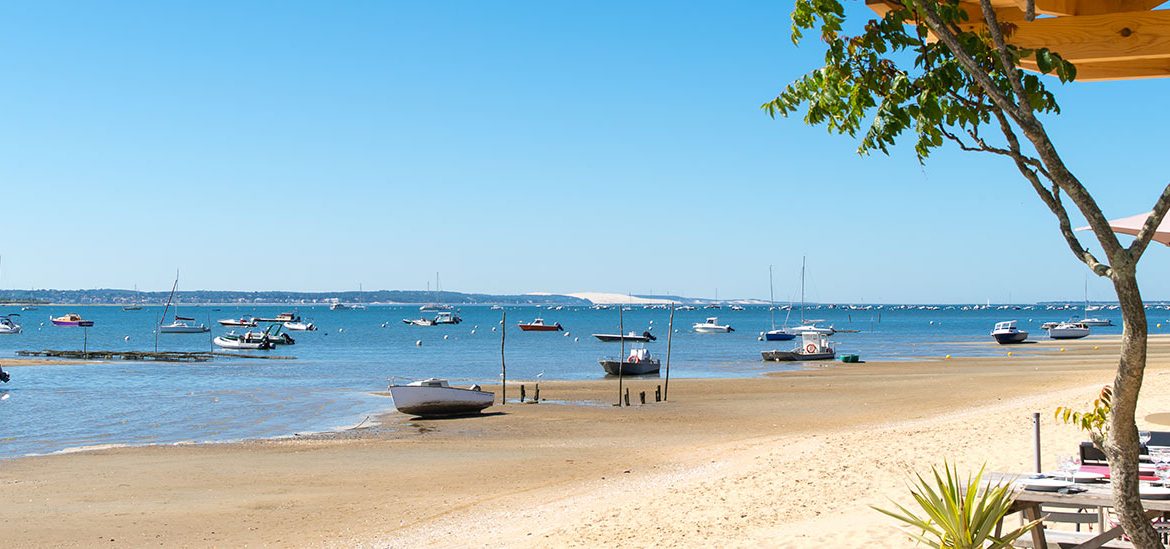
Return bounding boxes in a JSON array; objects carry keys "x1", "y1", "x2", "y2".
[{"x1": 0, "y1": 1, "x2": 1167, "y2": 303}]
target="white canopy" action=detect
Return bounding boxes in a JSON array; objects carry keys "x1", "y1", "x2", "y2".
[{"x1": 1078, "y1": 211, "x2": 1170, "y2": 247}]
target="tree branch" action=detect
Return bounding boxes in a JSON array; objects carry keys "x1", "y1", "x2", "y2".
[
  {"x1": 1128, "y1": 184, "x2": 1170, "y2": 260},
  {"x1": 977, "y1": 0, "x2": 1033, "y2": 113}
]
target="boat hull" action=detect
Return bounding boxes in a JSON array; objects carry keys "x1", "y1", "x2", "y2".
[
  {"x1": 213, "y1": 336, "x2": 272, "y2": 350},
  {"x1": 764, "y1": 330, "x2": 795, "y2": 341},
  {"x1": 519, "y1": 324, "x2": 562, "y2": 332},
  {"x1": 160, "y1": 324, "x2": 210, "y2": 334},
  {"x1": 599, "y1": 359, "x2": 660, "y2": 376},
  {"x1": 761, "y1": 350, "x2": 836, "y2": 362},
  {"x1": 283, "y1": 322, "x2": 316, "y2": 331},
  {"x1": 388, "y1": 386, "x2": 494, "y2": 417},
  {"x1": 592, "y1": 333, "x2": 655, "y2": 342},
  {"x1": 218, "y1": 319, "x2": 257, "y2": 327},
  {"x1": 693, "y1": 326, "x2": 733, "y2": 333},
  {"x1": 0, "y1": 327, "x2": 20, "y2": 334},
  {"x1": 992, "y1": 332, "x2": 1029, "y2": 344},
  {"x1": 1049, "y1": 330, "x2": 1089, "y2": 340}
]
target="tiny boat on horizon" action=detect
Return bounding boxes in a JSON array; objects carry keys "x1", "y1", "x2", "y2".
[
  {"x1": 388, "y1": 378, "x2": 494, "y2": 417},
  {"x1": 518, "y1": 318, "x2": 563, "y2": 332},
  {"x1": 599, "y1": 347, "x2": 660, "y2": 376},
  {"x1": 122, "y1": 305, "x2": 143, "y2": 311},
  {"x1": 51, "y1": 313, "x2": 93, "y2": 327},
  {"x1": 693, "y1": 317, "x2": 733, "y2": 333},
  {"x1": 991, "y1": 320, "x2": 1028, "y2": 344},
  {"x1": 419, "y1": 304, "x2": 452, "y2": 312}
]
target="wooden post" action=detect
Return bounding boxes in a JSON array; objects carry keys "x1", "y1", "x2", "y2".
[
  {"x1": 617, "y1": 305, "x2": 625, "y2": 407},
  {"x1": 664, "y1": 303, "x2": 674, "y2": 401},
  {"x1": 500, "y1": 311, "x2": 507, "y2": 405},
  {"x1": 520, "y1": 384, "x2": 526, "y2": 403},
  {"x1": 639, "y1": 391, "x2": 646, "y2": 405},
  {"x1": 83, "y1": 326, "x2": 88, "y2": 358},
  {"x1": 655, "y1": 385, "x2": 661, "y2": 402},
  {"x1": 624, "y1": 388, "x2": 630, "y2": 407},
  {"x1": 534, "y1": 383, "x2": 540, "y2": 402}
]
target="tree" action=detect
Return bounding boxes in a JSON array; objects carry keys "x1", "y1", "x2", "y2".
[{"x1": 763, "y1": 0, "x2": 1170, "y2": 545}]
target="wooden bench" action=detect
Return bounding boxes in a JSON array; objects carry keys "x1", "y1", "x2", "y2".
[{"x1": 1014, "y1": 528, "x2": 1135, "y2": 548}]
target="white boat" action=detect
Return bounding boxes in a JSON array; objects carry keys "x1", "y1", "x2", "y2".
[
  {"x1": 599, "y1": 347, "x2": 660, "y2": 376},
  {"x1": 419, "y1": 304, "x2": 452, "y2": 312},
  {"x1": 1048, "y1": 322, "x2": 1090, "y2": 340},
  {"x1": 403, "y1": 317, "x2": 437, "y2": 327},
  {"x1": 218, "y1": 317, "x2": 258, "y2": 327},
  {"x1": 158, "y1": 272, "x2": 208, "y2": 334},
  {"x1": 330, "y1": 302, "x2": 350, "y2": 311},
  {"x1": 693, "y1": 317, "x2": 734, "y2": 333},
  {"x1": 764, "y1": 265, "x2": 796, "y2": 342},
  {"x1": 1080, "y1": 317, "x2": 1114, "y2": 327},
  {"x1": 991, "y1": 320, "x2": 1028, "y2": 344},
  {"x1": 283, "y1": 321, "x2": 316, "y2": 331},
  {"x1": 433, "y1": 311, "x2": 462, "y2": 325},
  {"x1": 387, "y1": 378, "x2": 494, "y2": 417},
  {"x1": 762, "y1": 332, "x2": 836, "y2": 361},
  {"x1": 243, "y1": 325, "x2": 294, "y2": 345},
  {"x1": 0, "y1": 314, "x2": 21, "y2": 334},
  {"x1": 213, "y1": 332, "x2": 274, "y2": 350}
]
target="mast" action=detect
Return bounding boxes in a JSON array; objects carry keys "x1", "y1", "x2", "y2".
[
  {"x1": 800, "y1": 256, "x2": 806, "y2": 325},
  {"x1": 160, "y1": 271, "x2": 179, "y2": 325},
  {"x1": 769, "y1": 265, "x2": 775, "y2": 330}
]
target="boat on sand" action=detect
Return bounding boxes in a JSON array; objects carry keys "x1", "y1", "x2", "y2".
[
  {"x1": 599, "y1": 347, "x2": 660, "y2": 376},
  {"x1": 388, "y1": 378, "x2": 494, "y2": 417},
  {"x1": 762, "y1": 332, "x2": 836, "y2": 362},
  {"x1": 991, "y1": 320, "x2": 1028, "y2": 344}
]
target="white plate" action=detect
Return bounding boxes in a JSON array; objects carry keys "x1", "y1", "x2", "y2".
[
  {"x1": 1140, "y1": 485, "x2": 1170, "y2": 500},
  {"x1": 1042, "y1": 471, "x2": 1106, "y2": 483},
  {"x1": 1018, "y1": 478, "x2": 1073, "y2": 491}
]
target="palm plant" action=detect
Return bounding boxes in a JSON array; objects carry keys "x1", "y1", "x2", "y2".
[{"x1": 873, "y1": 463, "x2": 1040, "y2": 548}]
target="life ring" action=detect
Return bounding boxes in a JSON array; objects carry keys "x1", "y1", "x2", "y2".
[
  {"x1": 629, "y1": 356, "x2": 640, "y2": 363},
  {"x1": 805, "y1": 343, "x2": 817, "y2": 353}
]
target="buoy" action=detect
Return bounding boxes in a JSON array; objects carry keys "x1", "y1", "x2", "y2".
[
  {"x1": 124, "y1": 335, "x2": 130, "y2": 341},
  {"x1": 1094, "y1": 345, "x2": 1099, "y2": 350},
  {"x1": 416, "y1": 340, "x2": 422, "y2": 346},
  {"x1": 929, "y1": 321, "x2": 934, "y2": 325},
  {"x1": 381, "y1": 322, "x2": 387, "y2": 328},
  {"x1": 563, "y1": 332, "x2": 570, "y2": 337},
  {"x1": 1060, "y1": 348, "x2": 1066, "y2": 352},
  {"x1": 945, "y1": 354, "x2": 951, "y2": 359},
  {"x1": 574, "y1": 337, "x2": 579, "y2": 342},
  {"x1": 757, "y1": 336, "x2": 764, "y2": 341},
  {"x1": 474, "y1": 325, "x2": 479, "y2": 329},
  {"x1": 1007, "y1": 352, "x2": 1013, "y2": 357},
  {"x1": 471, "y1": 330, "x2": 476, "y2": 335},
  {"x1": 1159, "y1": 323, "x2": 1163, "y2": 329},
  {"x1": 338, "y1": 328, "x2": 344, "y2": 333},
  {"x1": 443, "y1": 335, "x2": 449, "y2": 340}
]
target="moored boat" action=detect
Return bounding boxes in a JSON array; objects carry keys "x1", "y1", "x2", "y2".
[
  {"x1": 1048, "y1": 322, "x2": 1090, "y2": 340},
  {"x1": 255, "y1": 312, "x2": 301, "y2": 323},
  {"x1": 518, "y1": 318, "x2": 563, "y2": 332},
  {"x1": 219, "y1": 317, "x2": 258, "y2": 327},
  {"x1": 599, "y1": 347, "x2": 660, "y2": 376},
  {"x1": 403, "y1": 317, "x2": 437, "y2": 327},
  {"x1": 283, "y1": 321, "x2": 316, "y2": 331},
  {"x1": 433, "y1": 311, "x2": 462, "y2": 325},
  {"x1": 213, "y1": 332, "x2": 274, "y2": 350},
  {"x1": 0, "y1": 314, "x2": 21, "y2": 334},
  {"x1": 991, "y1": 320, "x2": 1029, "y2": 344},
  {"x1": 693, "y1": 317, "x2": 733, "y2": 333},
  {"x1": 388, "y1": 378, "x2": 494, "y2": 417},
  {"x1": 160, "y1": 317, "x2": 210, "y2": 334},
  {"x1": 762, "y1": 332, "x2": 836, "y2": 362},
  {"x1": 592, "y1": 331, "x2": 656, "y2": 342},
  {"x1": 51, "y1": 313, "x2": 93, "y2": 327},
  {"x1": 1080, "y1": 317, "x2": 1114, "y2": 327}
]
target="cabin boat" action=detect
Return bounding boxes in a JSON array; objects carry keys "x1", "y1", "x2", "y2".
[
  {"x1": 51, "y1": 313, "x2": 93, "y2": 327},
  {"x1": 0, "y1": 314, "x2": 21, "y2": 334},
  {"x1": 991, "y1": 320, "x2": 1029, "y2": 344},
  {"x1": 283, "y1": 321, "x2": 316, "y2": 331},
  {"x1": 599, "y1": 347, "x2": 660, "y2": 376},
  {"x1": 213, "y1": 332, "x2": 274, "y2": 350},
  {"x1": 1079, "y1": 317, "x2": 1114, "y2": 327},
  {"x1": 433, "y1": 311, "x2": 462, "y2": 325},
  {"x1": 592, "y1": 331, "x2": 656, "y2": 343},
  {"x1": 693, "y1": 317, "x2": 734, "y2": 333},
  {"x1": 219, "y1": 317, "x2": 258, "y2": 327},
  {"x1": 388, "y1": 378, "x2": 494, "y2": 417},
  {"x1": 1048, "y1": 322, "x2": 1090, "y2": 340},
  {"x1": 518, "y1": 318, "x2": 563, "y2": 332},
  {"x1": 762, "y1": 332, "x2": 837, "y2": 362}
]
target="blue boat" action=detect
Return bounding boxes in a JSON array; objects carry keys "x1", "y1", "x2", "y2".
[{"x1": 764, "y1": 329, "x2": 796, "y2": 341}]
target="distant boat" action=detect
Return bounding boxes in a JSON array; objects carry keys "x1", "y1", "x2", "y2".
[
  {"x1": 1048, "y1": 322, "x2": 1090, "y2": 340},
  {"x1": 592, "y1": 331, "x2": 656, "y2": 343},
  {"x1": 1080, "y1": 317, "x2": 1114, "y2": 327},
  {"x1": 991, "y1": 320, "x2": 1028, "y2": 344},
  {"x1": 599, "y1": 347, "x2": 660, "y2": 376},
  {"x1": 20, "y1": 305, "x2": 38, "y2": 311},
  {"x1": 218, "y1": 317, "x2": 258, "y2": 327},
  {"x1": 213, "y1": 332, "x2": 274, "y2": 350},
  {"x1": 403, "y1": 317, "x2": 437, "y2": 327},
  {"x1": 255, "y1": 312, "x2": 300, "y2": 323},
  {"x1": 51, "y1": 313, "x2": 93, "y2": 327},
  {"x1": 122, "y1": 305, "x2": 143, "y2": 311},
  {"x1": 283, "y1": 321, "x2": 316, "y2": 331},
  {"x1": 762, "y1": 332, "x2": 836, "y2": 362},
  {"x1": 518, "y1": 318, "x2": 563, "y2": 332},
  {"x1": 729, "y1": 305, "x2": 745, "y2": 311},
  {"x1": 158, "y1": 273, "x2": 209, "y2": 334},
  {"x1": 330, "y1": 302, "x2": 351, "y2": 311},
  {"x1": 388, "y1": 378, "x2": 494, "y2": 417},
  {"x1": 764, "y1": 264, "x2": 796, "y2": 342},
  {"x1": 693, "y1": 317, "x2": 733, "y2": 333},
  {"x1": 419, "y1": 304, "x2": 452, "y2": 312},
  {"x1": 433, "y1": 311, "x2": 462, "y2": 325},
  {"x1": 490, "y1": 305, "x2": 504, "y2": 310},
  {"x1": 0, "y1": 314, "x2": 21, "y2": 334}
]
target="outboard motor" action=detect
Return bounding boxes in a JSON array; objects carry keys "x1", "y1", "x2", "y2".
[
  {"x1": 643, "y1": 331, "x2": 657, "y2": 341},
  {"x1": 0, "y1": 365, "x2": 9, "y2": 383}
]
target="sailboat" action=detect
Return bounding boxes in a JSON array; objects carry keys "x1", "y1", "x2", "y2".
[
  {"x1": 764, "y1": 265, "x2": 796, "y2": 341},
  {"x1": 158, "y1": 273, "x2": 209, "y2": 334},
  {"x1": 1080, "y1": 277, "x2": 1113, "y2": 326},
  {"x1": 122, "y1": 284, "x2": 143, "y2": 310},
  {"x1": 786, "y1": 257, "x2": 835, "y2": 335}
]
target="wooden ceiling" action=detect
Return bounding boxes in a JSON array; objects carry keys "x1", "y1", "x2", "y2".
[{"x1": 866, "y1": 0, "x2": 1170, "y2": 80}]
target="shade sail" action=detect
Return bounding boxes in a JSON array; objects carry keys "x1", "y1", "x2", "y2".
[{"x1": 1079, "y1": 212, "x2": 1170, "y2": 246}]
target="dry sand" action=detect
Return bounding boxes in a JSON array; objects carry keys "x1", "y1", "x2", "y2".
[{"x1": 4, "y1": 335, "x2": 1170, "y2": 547}]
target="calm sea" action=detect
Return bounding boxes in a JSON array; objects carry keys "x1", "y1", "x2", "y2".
[{"x1": 0, "y1": 303, "x2": 1132, "y2": 458}]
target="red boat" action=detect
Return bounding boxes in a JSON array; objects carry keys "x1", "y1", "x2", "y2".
[{"x1": 518, "y1": 318, "x2": 563, "y2": 332}]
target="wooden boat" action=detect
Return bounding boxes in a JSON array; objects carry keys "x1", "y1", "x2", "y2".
[
  {"x1": 693, "y1": 317, "x2": 734, "y2": 333},
  {"x1": 518, "y1": 318, "x2": 563, "y2": 332},
  {"x1": 1048, "y1": 322, "x2": 1090, "y2": 340},
  {"x1": 762, "y1": 332, "x2": 836, "y2": 362},
  {"x1": 0, "y1": 314, "x2": 21, "y2": 334},
  {"x1": 991, "y1": 320, "x2": 1028, "y2": 344},
  {"x1": 388, "y1": 378, "x2": 494, "y2": 417},
  {"x1": 213, "y1": 332, "x2": 274, "y2": 350},
  {"x1": 283, "y1": 321, "x2": 316, "y2": 331},
  {"x1": 218, "y1": 317, "x2": 258, "y2": 327},
  {"x1": 51, "y1": 313, "x2": 93, "y2": 327},
  {"x1": 599, "y1": 347, "x2": 660, "y2": 375},
  {"x1": 592, "y1": 331, "x2": 656, "y2": 342}
]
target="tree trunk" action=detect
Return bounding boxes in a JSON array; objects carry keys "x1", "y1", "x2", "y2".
[{"x1": 1104, "y1": 270, "x2": 1162, "y2": 548}]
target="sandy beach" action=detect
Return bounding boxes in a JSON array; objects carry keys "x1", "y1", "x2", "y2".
[{"x1": 3, "y1": 335, "x2": 1169, "y2": 547}]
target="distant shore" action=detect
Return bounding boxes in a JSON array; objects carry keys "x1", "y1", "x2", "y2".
[{"x1": 3, "y1": 335, "x2": 1163, "y2": 546}]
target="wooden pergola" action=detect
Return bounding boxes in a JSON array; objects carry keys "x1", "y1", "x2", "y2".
[{"x1": 867, "y1": 0, "x2": 1170, "y2": 80}]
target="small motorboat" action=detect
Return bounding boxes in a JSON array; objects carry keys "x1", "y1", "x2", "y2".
[
  {"x1": 255, "y1": 312, "x2": 301, "y2": 323},
  {"x1": 763, "y1": 328, "x2": 796, "y2": 341},
  {"x1": 387, "y1": 378, "x2": 494, "y2": 417},
  {"x1": 599, "y1": 347, "x2": 660, "y2": 376},
  {"x1": 693, "y1": 317, "x2": 733, "y2": 333},
  {"x1": 244, "y1": 325, "x2": 294, "y2": 345},
  {"x1": 419, "y1": 304, "x2": 452, "y2": 312},
  {"x1": 1048, "y1": 322, "x2": 1090, "y2": 340},
  {"x1": 283, "y1": 321, "x2": 316, "y2": 331},
  {"x1": 991, "y1": 320, "x2": 1029, "y2": 344},
  {"x1": 729, "y1": 305, "x2": 745, "y2": 311},
  {"x1": 0, "y1": 365, "x2": 8, "y2": 383},
  {"x1": 0, "y1": 314, "x2": 21, "y2": 334},
  {"x1": 159, "y1": 317, "x2": 210, "y2": 334},
  {"x1": 518, "y1": 318, "x2": 563, "y2": 332},
  {"x1": 330, "y1": 303, "x2": 351, "y2": 311},
  {"x1": 1080, "y1": 317, "x2": 1114, "y2": 327},
  {"x1": 51, "y1": 313, "x2": 94, "y2": 327},
  {"x1": 20, "y1": 305, "x2": 38, "y2": 311},
  {"x1": 122, "y1": 305, "x2": 143, "y2": 311},
  {"x1": 213, "y1": 332, "x2": 274, "y2": 350},
  {"x1": 762, "y1": 332, "x2": 836, "y2": 362},
  {"x1": 403, "y1": 317, "x2": 437, "y2": 327},
  {"x1": 592, "y1": 331, "x2": 656, "y2": 342},
  {"x1": 219, "y1": 317, "x2": 258, "y2": 327},
  {"x1": 433, "y1": 312, "x2": 462, "y2": 325}
]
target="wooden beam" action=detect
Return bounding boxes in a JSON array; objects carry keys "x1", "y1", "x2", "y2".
[
  {"x1": 1009, "y1": 0, "x2": 1166, "y2": 16},
  {"x1": 1022, "y1": 57, "x2": 1170, "y2": 79},
  {"x1": 1009, "y1": 10, "x2": 1170, "y2": 63}
]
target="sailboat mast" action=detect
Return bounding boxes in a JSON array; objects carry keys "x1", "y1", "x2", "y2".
[
  {"x1": 800, "y1": 256, "x2": 806, "y2": 325},
  {"x1": 769, "y1": 265, "x2": 775, "y2": 330},
  {"x1": 161, "y1": 275, "x2": 178, "y2": 325}
]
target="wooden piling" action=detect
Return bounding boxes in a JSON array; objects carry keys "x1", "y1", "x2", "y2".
[
  {"x1": 655, "y1": 385, "x2": 661, "y2": 402},
  {"x1": 500, "y1": 311, "x2": 507, "y2": 405},
  {"x1": 520, "y1": 384, "x2": 526, "y2": 403},
  {"x1": 617, "y1": 305, "x2": 625, "y2": 407},
  {"x1": 624, "y1": 388, "x2": 630, "y2": 407},
  {"x1": 664, "y1": 303, "x2": 674, "y2": 401},
  {"x1": 534, "y1": 383, "x2": 540, "y2": 402},
  {"x1": 639, "y1": 391, "x2": 645, "y2": 405}
]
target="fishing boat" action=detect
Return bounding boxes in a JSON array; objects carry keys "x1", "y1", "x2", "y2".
[
  {"x1": 693, "y1": 317, "x2": 733, "y2": 333},
  {"x1": 157, "y1": 274, "x2": 209, "y2": 334},
  {"x1": 764, "y1": 265, "x2": 796, "y2": 341},
  {"x1": 255, "y1": 312, "x2": 300, "y2": 323},
  {"x1": 213, "y1": 332, "x2": 274, "y2": 350},
  {"x1": 387, "y1": 378, "x2": 494, "y2": 417},
  {"x1": 1048, "y1": 322, "x2": 1090, "y2": 340},
  {"x1": 762, "y1": 332, "x2": 836, "y2": 362},
  {"x1": 518, "y1": 318, "x2": 563, "y2": 332},
  {"x1": 0, "y1": 314, "x2": 21, "y2": 334},
  {"x1": 991, "y1": 320, "x2": 1029, "y2": 344},
  {"x1": 283, "y1": 321, "x2": 316, "y2": 331},
  {"x1": 51, "y1": 313, "x2": 94, "y2": 327},
  {"x1": 599, "y1": 347, "x2": 660, "y2": 376},
  {"x1": 218, "y1": 317, "x2": 258, "y2": 327},
  {"x1": 433, "y1": 311, "x2": 462, "y2": 325},
  {"x1": 592, "y1": 331, "x2": 656, "y2": 342}
]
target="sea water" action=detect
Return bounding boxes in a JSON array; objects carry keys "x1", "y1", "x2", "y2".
[{"x1": 0, "y1": 304, "x2": 1128, "y2": 458}]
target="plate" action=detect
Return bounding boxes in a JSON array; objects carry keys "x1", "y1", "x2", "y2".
[
  {"x1": 1140, "y1": 485, "x2": 1170, "y2": 500},
  {"x1": 1018, "y1": 478, "x2": 1073, "y2": 492}
]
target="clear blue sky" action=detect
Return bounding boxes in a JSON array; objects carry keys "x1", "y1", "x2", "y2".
[{"x1": 1, "y1": 1, "x2": 1166, "y2": 303}]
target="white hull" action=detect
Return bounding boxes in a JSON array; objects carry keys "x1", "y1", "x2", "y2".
[
  {"x1": 693, "y1": 325, "x2": 732, "y2": 333},
  {"x1": 389, "y1": 385, "x2": 494, "y2": 417},
  {"x1": 1049, "y1": 326, "x2": 1090, "y2": 339},
  {"x1": 213, "y1": 336, "x2": 270, "y2": 350},
  {"x1": 283, "y1": 322, "x2": 316, "y2": 331},
  {"x1": 160, "y1": 323, "x2": 209, "y2": 334},
  {"x1": 0, "y1": 326, "x2": 20, "y2": 334}
]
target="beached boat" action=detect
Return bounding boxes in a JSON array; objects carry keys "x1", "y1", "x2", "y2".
[
  {"x1": 991, "y1": 320, "x2": 1028, "y2": 344},
  {"x1": 693, "y1": 317, "x2": 733, "y2": 333},
  {"x1": 592, "y1": 331, "x2": 656, "y2": 342},
  {"x1": 599, "y1": 347, "x2": 660, "y2": 376},
  {"x1": 518, "y1": 318, "x2": 563, "y2": 332},
  {"x1": 0, "y1": 314, "x2": 21, "y2": 334},
  {"x1": 1048, "y1": 322, "x2": 1090, "y2": 340},
  {"x1": 762, "y1": 332, "x2": 836, "y2": 362},
  {"x1": 283, "y1": 321, "x2": 316, "y2": 331},
  {"x1": 255, "y1": 312, "x2": 300, "y2": 323},
  {"x1": 218, "y1": 317, "x2": 258, "y2": 327},
  {"x1": 51, "y1": 313, "x2": 93, "y2": 327},
  {"x1": 213, "y1": 332, "x2": 274, "y2": 350},
  {"x1": 1040, "y1": 321, "x2": 1061, "y2": 330},
  {"x1": 388, "y1": 378, "x2": 494, "y2": 417}
]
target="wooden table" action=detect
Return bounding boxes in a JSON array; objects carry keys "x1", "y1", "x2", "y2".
[{"x1": 1000, "y1": 476, "x2": 1170, "y2": 548}]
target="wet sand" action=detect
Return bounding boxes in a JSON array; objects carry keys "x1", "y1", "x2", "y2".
[{"x1": 2, "y1": 335, "x2": 1168, "y2": 547}]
